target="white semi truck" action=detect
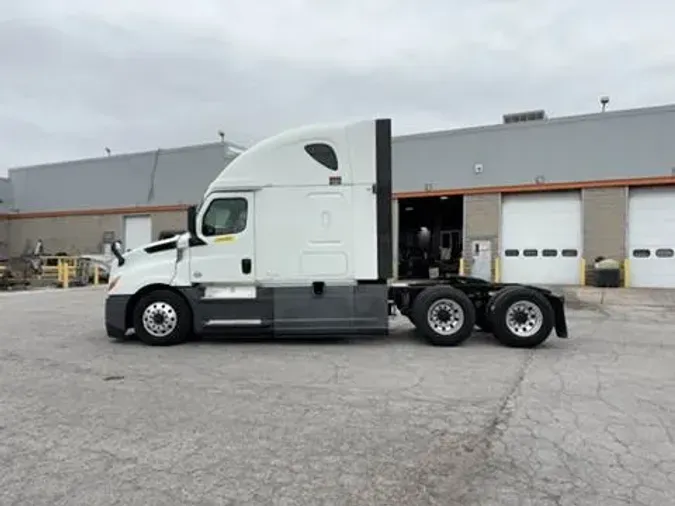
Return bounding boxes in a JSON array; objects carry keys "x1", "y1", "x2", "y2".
[{"x1": 105, "y1": 118, "x2": 568, "y2": 347}]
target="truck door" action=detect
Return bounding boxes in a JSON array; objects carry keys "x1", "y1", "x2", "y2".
[{"x1": 190, "y1": 191, "x2": 256, "y2": 286}]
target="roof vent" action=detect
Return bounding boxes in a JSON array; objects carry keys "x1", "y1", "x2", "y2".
[{"x1": 503, "y1": 110, "x2": 547, "y2": 124}]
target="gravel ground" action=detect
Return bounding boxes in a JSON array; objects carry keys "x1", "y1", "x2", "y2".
[{"x1": 0, "y1": 287, "x2": 674, "y2": 506}]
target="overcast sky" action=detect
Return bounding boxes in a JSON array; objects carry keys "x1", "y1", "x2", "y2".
[{"x1": 1, "y1": 1, "x2": 674, "y2": 175}]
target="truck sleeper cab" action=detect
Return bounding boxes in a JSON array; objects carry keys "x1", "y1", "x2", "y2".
[{"x1": 105, "y1": 118, "x2": 568, "y2": 348}]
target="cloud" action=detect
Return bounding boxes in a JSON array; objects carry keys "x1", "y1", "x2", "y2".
[{"x1": 2, "y1": 0, "x2": 675, "y2": 173}]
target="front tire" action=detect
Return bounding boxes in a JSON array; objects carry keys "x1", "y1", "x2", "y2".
[
  {"x1": 489, "y1": 287, "x2": 554, "y2": 348},
  {"x1": 132, "y1": 289, "x2": 192, "y2": 346},
  {"x1": 412, "y1": 286, "x2": 476, "y2": 346}
]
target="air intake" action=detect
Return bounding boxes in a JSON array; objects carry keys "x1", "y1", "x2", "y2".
[{"x1": 502, "y1": 110, "x2": 547, "y2": 124}]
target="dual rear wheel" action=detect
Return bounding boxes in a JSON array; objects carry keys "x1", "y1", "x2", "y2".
[{"x1": 412, "y1": 286, "x2": 554, "y2": 348}]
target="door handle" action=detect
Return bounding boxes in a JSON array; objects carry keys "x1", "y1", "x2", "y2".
[{"x1": 241, "y1": 258, "x2": 252, "y2": 274}]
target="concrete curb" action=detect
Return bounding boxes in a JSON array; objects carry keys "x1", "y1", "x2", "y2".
[{"x1": 561, "y1": 287, "x2": 675, "y2": 308}]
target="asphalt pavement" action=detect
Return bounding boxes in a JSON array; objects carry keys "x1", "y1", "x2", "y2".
[{"x1": 0, "y1": 287, "x2": 673, "y2": 505}]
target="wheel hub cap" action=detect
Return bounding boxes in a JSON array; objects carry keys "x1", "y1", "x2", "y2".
[
  {"x1": 505, "y1": 301, "x2": 543, "y2": 338},
  {"x1": 427, "y1": 299, "x2": 465, "y2": 336},
  {"x1": 437, "y1": 309, "x2": 451, "y2": 322},
  {"x1": 142, "y1": 302, "x2": 178, "y2": 338}
]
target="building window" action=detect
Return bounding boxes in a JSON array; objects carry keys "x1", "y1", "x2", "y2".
[
  {"x1": 632, "y1": 249, "x2": 650, "y2": 258},
  {"x1": 504, "y1": 249, "x2": 519, "y2": 257},
  {"x1": 523, "y1": 249, "x2": 538, "y2": 257},
  {"x1": 542, "y1": 249, "x2": 558, "y2": 257},
  {"x1": 304, "y1": 143, "x2": 338, "y2": 171},
  {"x1": 561, "y1": 249, "x2": 578, "y2": 257},
  {"x1": 202, "y1": 198, "x2": 248, "y2": 236},
  {"x1": 655, "y1": 248, "x2": 674, "y2": 258}
]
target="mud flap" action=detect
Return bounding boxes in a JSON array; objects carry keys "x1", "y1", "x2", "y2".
[{"x1": 548, "y1": 294, "x2": 568, "y2": 338}]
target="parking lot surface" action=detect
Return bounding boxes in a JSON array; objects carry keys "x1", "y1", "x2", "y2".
[{"x1": 1, "y1": 287, "x2": 674, "y2": 506}]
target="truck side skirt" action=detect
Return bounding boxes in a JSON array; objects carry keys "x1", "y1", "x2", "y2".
[{"x1": 180, "y1": 282, "x2": 390, "y2": 336}]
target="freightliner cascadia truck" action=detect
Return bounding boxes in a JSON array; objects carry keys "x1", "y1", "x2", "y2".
[{"x1": 105, "y1": 118, "x2": 568, "y2": 347}]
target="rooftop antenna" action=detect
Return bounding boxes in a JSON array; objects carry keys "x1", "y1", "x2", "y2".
[
  {"x1": 600, "y1": 96, "x2": 610, "y2": 112},
  {"x1": 105, "y1": 147, "x2": 111, "y2": 156},
  {"x1": 218, "y1": 131, "x2": 225, "y2": 143}
]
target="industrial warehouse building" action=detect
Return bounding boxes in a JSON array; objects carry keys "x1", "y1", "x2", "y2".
[{"x1": 2, "y1": 103, "x2": 675, "y2": 288}]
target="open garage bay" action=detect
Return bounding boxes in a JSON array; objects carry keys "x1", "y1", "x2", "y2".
[{"x1": 1, "y1": 287, "x2": 674, "y2": 505}]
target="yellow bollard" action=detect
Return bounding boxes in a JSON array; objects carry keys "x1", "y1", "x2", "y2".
[
  {"x1": 93, "y1": 264, "x2": 99, "y2": 286},
  {"x1": 623, "y1": 258, "x2": 630, "y2": 287},
  {"x1": 63, "y1": 259, "x2": 70, "y2": 289},
  {"x1": 458, "y1": 258, "x2": 465, "y2": 276},
  {"x1": 579, "y1": 258, "x2": 586, "y2": 286},
  {"x1": 494, "y1": 257, "x2": 501, "y2": 283}
]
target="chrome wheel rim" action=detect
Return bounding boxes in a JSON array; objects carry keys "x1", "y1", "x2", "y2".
[
  {"x1": 427, "y1": 299, "x2": 465, "y2": 336},
  {"x1": 505, "y1": 301, "x2": 543, "y2": 338},
  {"x1": 142, "y1": 301, "x2": 178, "y2": 337}
]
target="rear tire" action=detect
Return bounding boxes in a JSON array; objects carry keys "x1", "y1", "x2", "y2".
[
  {"x1": 488, "y1": 287, "x2": 554, "y2": 348},
  {"x1": 133, "y1": 289, "x2": 192, "y2": 346},
  {"x1": 412, "y1": 286, "x2": 476, "y2": 346}
]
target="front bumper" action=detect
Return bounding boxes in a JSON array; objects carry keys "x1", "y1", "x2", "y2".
[{"x1": 105, "y1": 294, "x2": 130, "y2": 338}]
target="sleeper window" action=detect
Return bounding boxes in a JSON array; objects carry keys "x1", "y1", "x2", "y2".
[
  {"x1": 304, "y1": 143, "x2": 338, "y2": 171},
  {"x1": 202, "y1": 198, "x2": 248, "y2": 236}
]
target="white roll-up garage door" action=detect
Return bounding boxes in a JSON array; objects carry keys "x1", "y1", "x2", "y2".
[
  {"x1": 500, "y1": 191, "x2": 582, "y2": 285},
  {"x1": 627, "y1": 188, "x2": 675, "y2": 288},
  {"x1": 123, "y1": 215, "x2": 152, "y2": 252}
]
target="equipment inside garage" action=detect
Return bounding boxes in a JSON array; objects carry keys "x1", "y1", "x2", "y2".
[
  {"x1": 500, "y1": 191, "x2": 582, "y2": 285},
  {"x1": 627, "y1": 187, "x2": 675, "y2": 288},
  {"x1": 397, "y1": 195, "x2": 463, "y2": 279}
]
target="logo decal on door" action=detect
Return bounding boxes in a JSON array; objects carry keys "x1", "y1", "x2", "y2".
[{"x1": 214, "y1": 235, "x2": 236, "y2": 243}]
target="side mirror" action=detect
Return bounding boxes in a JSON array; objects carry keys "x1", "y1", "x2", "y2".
[
  {"x1": 187, "y1": 205, "x2": 197, "y2": 236},
  {"x1": 111, "y1": 240, "x2": 125, "y2": 266}
]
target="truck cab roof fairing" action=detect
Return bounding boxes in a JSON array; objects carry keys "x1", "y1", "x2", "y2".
[{"x1": 205, "y1": 119, "x2": 384, "y2": 196}]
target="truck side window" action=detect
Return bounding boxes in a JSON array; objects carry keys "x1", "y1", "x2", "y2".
[
  {"x1": 304, "y1": 143, "x2": 338, "y2": 171},
  {"x1": 202, "y1": 198, "x2": 248, "y2": 236}
]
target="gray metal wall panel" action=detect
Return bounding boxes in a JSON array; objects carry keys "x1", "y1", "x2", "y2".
[
  {"x1": 7, "y1": 105, "x2": 675, "y2": 212},
  {"x1": 149, "y1": 144, "x2": 233, "y2": 206},
  {"x1": 0, "y1": 178, "x2": 13, "y2": 212},
  {"x1": 8, "y1": 143, "x2": 235, "y2": 212},
  {"x1": 392, "y1": 105, "x2": 675, "y2": 193},
  {"x1": 10, "y1": 153, "x2": 156, "y2": 212}
]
